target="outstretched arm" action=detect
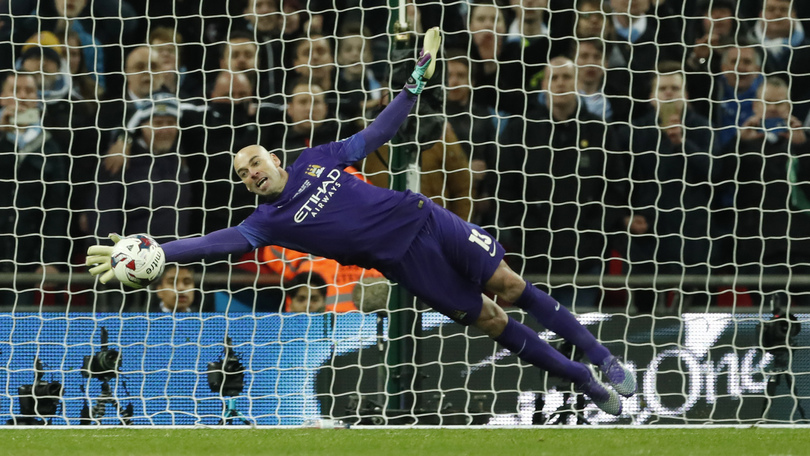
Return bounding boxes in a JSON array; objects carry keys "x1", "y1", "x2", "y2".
[
  {"x1": 357, "y1": 89, "x2": 418, "y2": 156},
  {"x1": 86, "y1": 227, "x2": 254, "y2": 286},
  {"x1": 161, "y1": 227, "x2": 253, "y2": 263},
  {"x1": 340, "y1": 27, "x2": 441, "y2": 163}
]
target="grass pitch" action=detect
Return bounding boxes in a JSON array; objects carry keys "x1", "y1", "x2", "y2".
[{"x1": 1, "y1": 427, "x2": 808, "y2": 456}]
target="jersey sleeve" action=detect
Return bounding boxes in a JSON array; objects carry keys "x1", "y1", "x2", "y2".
[
  {"x1": 320, "y1": 90, "x2": 417, "y2": 166},
  {"x1": 162, "y1": 227, "x2": 253, "y2": 263},
  {"x1": 330, "y1": 133, "x2": 368, "y2": 167},
  {"x1": 235, "y1": 216, "x2": 270, "y2": 250}
]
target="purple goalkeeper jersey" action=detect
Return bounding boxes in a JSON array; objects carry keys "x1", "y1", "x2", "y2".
[
  {"x1": 234, "y1": 136, "x2": 431, "y2": 268},
  {"x1": 161, "y1": 90, "x2": 423, "y2": 266}
]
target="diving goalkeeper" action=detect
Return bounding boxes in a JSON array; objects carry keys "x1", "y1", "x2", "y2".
[{"x1": 86, "y1": 28, "x2": 635, "y2": 415}]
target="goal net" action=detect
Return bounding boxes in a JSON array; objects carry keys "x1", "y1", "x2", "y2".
[{"x1": 0, "y1": 0, "x2": 808, "y2": 426}]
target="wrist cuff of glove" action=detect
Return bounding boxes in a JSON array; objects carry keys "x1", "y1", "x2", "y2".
[{"x1": 405, "y1": 76, "x2": 426, "y2": 95}]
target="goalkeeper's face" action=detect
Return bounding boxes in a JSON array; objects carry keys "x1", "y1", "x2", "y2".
[{"x1": 234, "y1": 145, "x2": 288, "y2": 198}]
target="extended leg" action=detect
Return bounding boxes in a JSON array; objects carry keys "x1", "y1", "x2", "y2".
[
  {"x1": 513, "y1": 280, "x2": 612, "y2": 364},
  {"x1": 474, "y1": 295, "x2": 621, "y2": 415},
  {"x1": 484, "y1": 261, "x2": 636, "y2": 397}
]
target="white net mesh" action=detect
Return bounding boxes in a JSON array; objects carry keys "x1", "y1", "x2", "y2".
[{"x1": 0, "y1": 0, "x2": 809, "y2": 426}]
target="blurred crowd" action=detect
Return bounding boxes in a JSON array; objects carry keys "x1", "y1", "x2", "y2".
[{"x1": 1, "y1": 0, "x2": 810, "y2": 312}]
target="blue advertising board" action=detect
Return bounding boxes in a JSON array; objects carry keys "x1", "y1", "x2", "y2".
[
  {"x1": 0, "y1": 312, "x2": 380, "y2": 425},
  {"x1": 2, "y1": 311, "x2": 807, "y2": 425}
]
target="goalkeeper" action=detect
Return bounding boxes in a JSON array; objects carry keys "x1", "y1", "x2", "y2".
[{"x1": 86, "y1": 28, "x2": 635, "y2": 415}]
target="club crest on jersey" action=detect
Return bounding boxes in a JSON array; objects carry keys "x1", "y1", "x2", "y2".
[
  {"x1": 305, "y1": 164, "x2": 325, "y2": 178},
  {"x1": 294, "y1": 168, "x2": 342, "y2": 223}
]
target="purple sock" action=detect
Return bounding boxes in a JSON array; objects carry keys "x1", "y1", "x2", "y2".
[
  {"x1": 494, "y1": 317, "x2": 590, "y2": 385},
  {"x1": 513, "y1": 280, "x2": 610, "y2": 365}
]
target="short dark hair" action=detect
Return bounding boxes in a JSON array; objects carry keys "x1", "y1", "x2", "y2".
[
  {"x1": 291, "y1": 33, "x2": 334, "y2": 60},
  {"x1": 657, "y1": 60, "x2": 683, "y2": 75},
  {"x1": 444, "y1": 48, "x2": 471, "y2": 63},
  {"x1": 227, "y1": 29, "x2": 255, "y2": 43},
  {"x1": 650, "y1": 60, "x2": 685, "y2": 93},
  {"x1": 149, "y1": 25, "x2": 184, "y2": 45},
  {"x1": 289, "y1": 271, "x2": 328, "y2": 296},
  {"x1": 759, "y1": 0, "x2": 794, "y2": 12},
  {"x1": 150, "y1": 264, "x2": 196, "y2": 290},
  {"x1": 721, "y1": 40, "x2": 764, "y2": 68},
  {"x1": 701, "y1": 0, "x2": 736, "y2": 13},
  {"x1": 284, "y1": 77, "x2": 326, "y2": 98},
  {"x1": 0, "y1": 71, "x2": 35, "y2": 90},
  {"x1": 218, "y1": 29, "x2": 257, "y2": 62},
  {"x1": 575, "y1": 38, "x2": 605, "y2": 57},
  {"x1": 698, "y1": 0, "x2": 739, "y2": 38},
  {"x1": 577, "y1": 0, "x2": 603, "y2": 9},
  {"x1": 468, "y1": 0, "x2": 512, "y2": 27}
]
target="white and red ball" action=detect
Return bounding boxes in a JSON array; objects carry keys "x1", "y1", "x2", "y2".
[{"x1": 110, "y1": 234, "x2": 165, "y2": 289}]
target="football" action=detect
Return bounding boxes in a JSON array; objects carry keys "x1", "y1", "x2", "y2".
[{"x1": 110, "y1": 234, "x2": 165, "y2": 289}]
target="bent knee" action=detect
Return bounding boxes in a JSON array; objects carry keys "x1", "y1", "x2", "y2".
[
  {"x1": 474, "y1": 297, "x2": 509, "y2": 338},
  {"x1": 485, "y1": 261, "x2": 526, "y2": 303}
]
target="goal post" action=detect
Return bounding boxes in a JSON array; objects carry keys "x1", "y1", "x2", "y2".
[{"x1": 0, "y1": 1, "x2": 809, "y2": 426}]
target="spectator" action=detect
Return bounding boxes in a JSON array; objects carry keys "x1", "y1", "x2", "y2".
[
  {"x1": 16, "y1": 42, "x2": 95, "y2": 132},
  {"x1": 497, "y1": 57, "x2": 622, "y2": 310},
  {"x1": 722, "y1": 76, "x2": 810, "y2": 304},
  {"x1": 575, "y1": 0, "x2": 616, "y2": 41},
  {"x1": 604, "y1": 0, "x2": 684, "y2": 122},
  {"x1": 239, "y1": 0, "x2": 301, "y2": 99},
  {"x1": 684, "y1": 1, "x2": 751, "y2": 120},
  {"x1": 241, "y1": 0, "x2": 281, "y2": 39},
  {"x1": 573, "y1": 0, "x2": 625, "y2": 114},
  {"x1": 66, "y1": 30, "x2": 106, "y2": 223},
  {"x1": 575, "y1": 38, "x2": 613, "y2": 122},
  {"x1": 506, "y1": 0, "x2": 574, "y2": 58},
  {"x1": 442, "y1": 49, "x2": 498, "y2": 227},
  {"x1": 152, "y1": 264, "x2": 197, "y2": 313},
  {"x1": 616, "y1": 61, "x2": 717, "y2": 312},
  {"x1": 685, "y1": 0, "x2": 742, "y2": 76},
  {"x1": 286, "y1": 271, "x2": 328, "y2": 313},
  {"x1": 0, "y1": 72, "x2": 69, "y2": 305},
  {"x1": 754, "y1": 0, "x2": 810, "y2": 119},
  {"x1": 17, "y1": 42, "x2": 100, "y2": 248},
  {"x1": 467, "y1": 1, "x2": 550, "y2": 115},
  {"x1": 335, "y1": 23, "x2": 386, "y2": 125},
  {"x1": 91, "y1": 93, "x2": 193, "y2": 244},
  {"x1": 266, "y1": 81, "x2": 340, "y2": 166},
  {"x1": 16, "y1": 37, "x2": 70, "y2": 101},
  {"x1": 404, "y1": 0, "x2": 467, "y2": 50},
  {"x1": 216, "y1": 31, "x2": 260, "y2": 95},
  {"x1": 8, "y1": 0, "x2": 140, "y2": 95},
  {"x1": 506, "y1": 0, "x2": 548, "y2": 44},
  {"x1": 65, "y1": 29, "x2": 102, "y2": 100},
  {"x1": 289, "y1": 33, "x2": 338, "y2": 113},
  {"x1": 98, "y1": 46, "x2": 166, "y2": 176},
  {"x1": 206, "y1": 33, "x2": 288, "y2": 131},
  {"x1": 185, "y1": 71, "x2": 259, "y2": 234},
  {"x1": 148, "y1": 25, "x2": 200, "y2": 101},
  {"x1": 692, "y1": 42, "x2": 765, "y2": 149},
  {"x1": 277, "y1": 0, "x2": 307, "y2": 41}
]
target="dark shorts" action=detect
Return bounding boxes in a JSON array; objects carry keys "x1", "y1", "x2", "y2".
[{"x1": 379, "y1": 204, "x2": 505, "y2": 326}]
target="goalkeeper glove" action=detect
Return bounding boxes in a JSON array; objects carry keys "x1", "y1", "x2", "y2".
[
  {"x1": 86, "y1": 233, "x2": 122, "y2": 284},
  {"x1": 405, "y1": 26, "x2": 441, "y2": 95}
]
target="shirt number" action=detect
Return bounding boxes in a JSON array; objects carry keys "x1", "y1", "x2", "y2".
[{"x1": 468, "y1": 229, "x2": 493, "y2": 251}]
